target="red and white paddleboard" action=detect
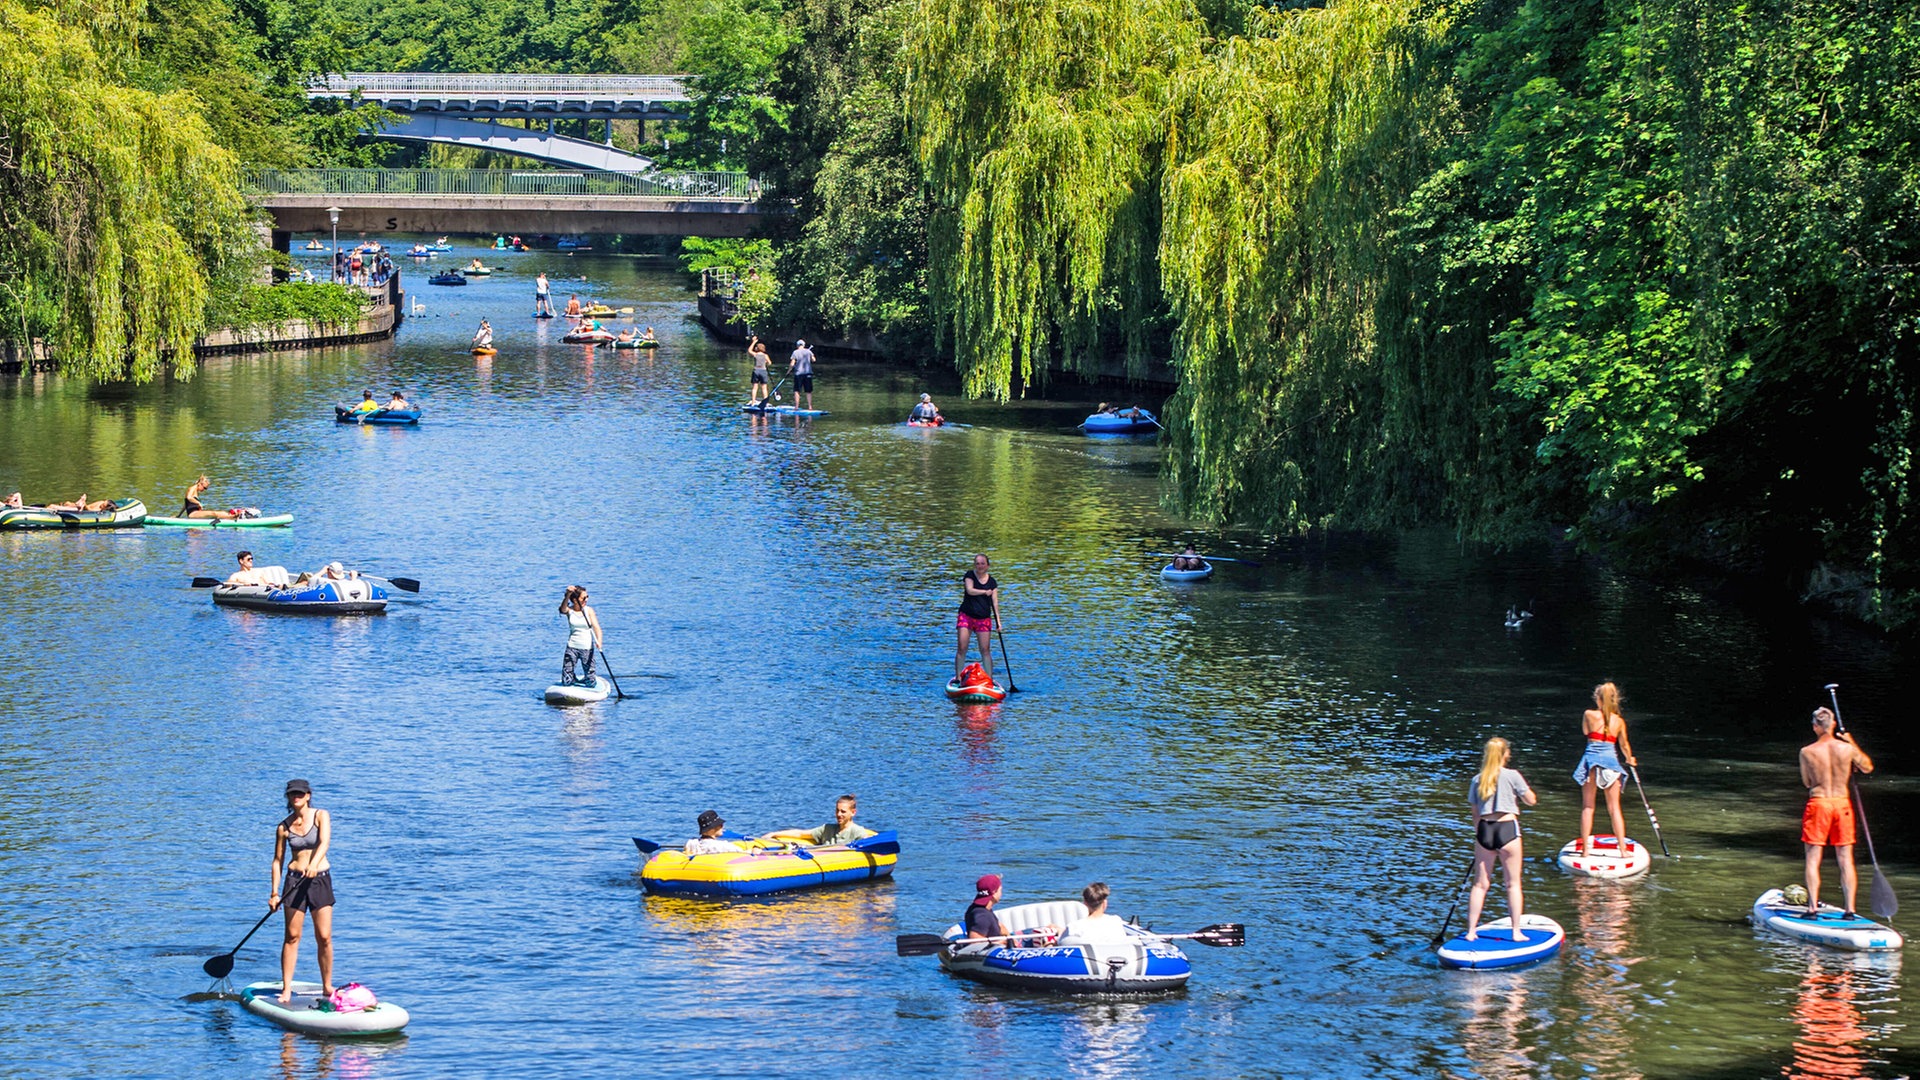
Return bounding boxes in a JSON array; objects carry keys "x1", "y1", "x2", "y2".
[{"x1": 1556, "y1": 835, "x2": 1651, "y2": 878}]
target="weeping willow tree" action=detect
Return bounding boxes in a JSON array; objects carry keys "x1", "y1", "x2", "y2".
[
  {"x1": 0, "y1": 0, "x2": 256, "y2": 380},
  {"x1": 1155, "y1": 1, "x2": 1467, "y2": 534},
  {"x1": 907, "y1": 0, "x2": 1200, "y2": 398}
]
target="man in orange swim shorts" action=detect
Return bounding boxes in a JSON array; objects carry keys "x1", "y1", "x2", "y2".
[{"x1": 1799, "y1": 706, "x2": 1875, "y2": 916}]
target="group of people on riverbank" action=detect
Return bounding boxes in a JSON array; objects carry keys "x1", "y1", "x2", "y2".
[{"x1": 1467, "y1": 683, "x2": 1876, "y2": 941}]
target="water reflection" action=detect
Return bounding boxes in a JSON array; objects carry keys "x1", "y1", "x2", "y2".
[
  {"x1": 639, "y1": 886, "x2": 898, "y2": 987},
  {"x1": 1563, "y1": 880, "x2": 1651, "y2": 1078},
  {"x1": 1451, "y1": 971, "x2": 1545, "y2": 1080},
  {"x1": 1786, "y1": 951, "x2": 1902, "y2": 1080},
  {"x1": 273, "y1": 1029, "x2": 407, "y2": 1080},
  {"x1": 952, "y1": 703, "x2": 999, "y2": 771}
]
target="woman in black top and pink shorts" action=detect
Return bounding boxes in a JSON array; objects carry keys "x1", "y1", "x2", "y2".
[{"x1": 954, "y1": 554, "x2": 999, "y2": 685}]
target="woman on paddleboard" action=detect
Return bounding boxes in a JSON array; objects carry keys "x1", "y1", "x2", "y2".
[
  {"x1": 1573, "y1": 681, "x2": 1637, "y2": 858},
  {"x1": 1467, "y1": 737, "x2": 1537, "y2": 942},
  {"x1": 954, "y1": 554, "x2": 999, "y2": 686},
  {"x1": 559, "y1": 585, "x2": 604, "y2": 686},
  {"x1": 271, "y1": 778, "x2": 335, "y2": 1002}
]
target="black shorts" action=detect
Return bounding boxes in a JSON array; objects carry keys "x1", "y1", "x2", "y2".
[
  {"x1": 284, "y1": 870, "x2": 336, "y2": 911},
  {"x1": 793, "y1": 373, "x2": 814, "y2": 393},
  {"x1": 751, "y1": 371, "x2": 768, "y2": 385},
  {"x1": 1476, "y1": 819, "x2": 1520, "y2": 852}
]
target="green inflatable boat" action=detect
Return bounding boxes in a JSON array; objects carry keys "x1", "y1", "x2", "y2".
[
  {"x1": 145, "y1": 513, "x2": 294, "y2": 528},
  {"x1": 0, "y1": 498, "x2": 146, "y2": 530}
]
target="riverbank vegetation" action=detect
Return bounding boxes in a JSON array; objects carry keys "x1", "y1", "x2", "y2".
[{"x1": 731, "y1": 0, "x2": 1918, "y2": 627}]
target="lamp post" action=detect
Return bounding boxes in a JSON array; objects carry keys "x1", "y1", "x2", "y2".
[{"x1": 327, "y1": 207, "x2": 342, "y2": 283}]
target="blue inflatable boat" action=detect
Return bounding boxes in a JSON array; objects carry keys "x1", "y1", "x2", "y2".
[
  {"x1": 938, "y1": 900, "x2": 1192, "y2": 993},
  {"x1": 335, "y1": 406, "x2": 422, "y2": 425},
  {"x1": 212, "y1": 570, "x2": 388, "y2": 614},
  {"x1": 1082, "y1": 409, "x2": 1158, "y2": 435}
]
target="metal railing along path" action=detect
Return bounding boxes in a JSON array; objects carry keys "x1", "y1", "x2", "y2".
[
  {"x1": 308, "y1": 73, "x2": 692, "y2": 101},
  {"x1": 247, "y1": 169, "x2": 758, "y2": 201}
]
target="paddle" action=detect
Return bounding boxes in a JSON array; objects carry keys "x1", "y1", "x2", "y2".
[
  {"x1": 203, "y1": 879, "x2": 308, "y2": 978},
  {"x1": 1147, "y1": 552, "x2": 1264, "y2": 568},
  {"x1": 990, "y1": 597, "x2": 1020, "y2": 693},
  {"x1": 1827, "y1": 683, "x2": 1897, "y2": 919},
  {"x1": 593, "y1": 645, "x2": 627, "y2": 699},
  {"x1": 192, "y1": 574, "x2": 419, "y2": 592},
  {"x1": 895, "y1": 923, "x2": 1243, "y2": 957},
  {"x1": 1429, "y1": 859, "x2": 1478, "y2": 949},
  {"x1": 1627, "y1": 764, "x2": 1672, "y2": 856}
]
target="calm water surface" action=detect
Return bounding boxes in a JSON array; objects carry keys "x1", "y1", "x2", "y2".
[{"x1": 3, "y1": 248, "x2": 1919, "y2": 1078}]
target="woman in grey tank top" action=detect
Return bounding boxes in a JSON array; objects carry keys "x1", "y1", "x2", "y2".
[
  {"x1": 270, "y1": 778, "x2": 336, "y2": 1001},
  {"x1": 1465, "y1": 737, "x2": 1536, "y2": 942}
]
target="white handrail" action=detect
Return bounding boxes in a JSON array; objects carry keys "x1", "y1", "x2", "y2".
[{"x1": 309, "y1": 73, "x2": 692, "y2": 101}]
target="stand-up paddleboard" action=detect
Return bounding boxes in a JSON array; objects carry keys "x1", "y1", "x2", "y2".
[
  {"x1": 1437, "y1": 914, "x2": 1565, "y2": 969},
  {"x1": 1752, "y1": 888, "x2": 1903, "y2": 951},
  {"x1": 1556, "y1": 835, "x2": 1652, "y2": 878},
  {"x1": 945, "y1": 678, "x2": 1007, "y2": 704},
  {"x1": 239, "y1": 981, "x2": 409, "y2": 1036},
  {"x1": 771, "y1": 406, "x2": 828, "y2": 417},
  {"x1": 545, "y1": 676, "x2": 613, "y2": 705}
]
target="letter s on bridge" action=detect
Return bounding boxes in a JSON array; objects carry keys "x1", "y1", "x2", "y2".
[{"x1": 386, "y1": 217, "x2": 398, "y2": 230}]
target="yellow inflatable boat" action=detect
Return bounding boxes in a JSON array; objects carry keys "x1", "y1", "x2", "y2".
[{"x1": 634, "y1": 832, "x2": 899, "y2": 897}]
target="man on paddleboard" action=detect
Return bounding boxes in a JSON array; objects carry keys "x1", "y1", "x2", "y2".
[
  {"x1": 1801, "y1": 707, "x2": 1875, "y2": 916},
  {"x1": 787, "y1": 339, "x2": 817, "y2": 411}
]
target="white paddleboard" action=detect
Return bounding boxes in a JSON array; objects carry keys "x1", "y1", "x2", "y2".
[
  {"x1": 1556, "y1": 835, "x2": 1652, "y2": 878},
  {"x1": 544, "y1": 676, "x2": 612, "y2": 705},
  {"x1": 239, "y1": 981, "x2": 409, "y2": 1036},
  {"x1": 1752, "y1": 888, "x2": 1903, "y2": 951},
  {"x1": 1437, "y1": 914, "x2": 1565, "y2": 969}
]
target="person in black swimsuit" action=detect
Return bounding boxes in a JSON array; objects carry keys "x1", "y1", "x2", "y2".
[
  {"x1": 1466, "y1": 738, "x2": 1536, "y2": 942},
  {"x1": 271, "y1": 778, "x2": 337, "y2": 1002},
  {"x1": 954, "y1": 554, "x2": 999, "y2": 685}
]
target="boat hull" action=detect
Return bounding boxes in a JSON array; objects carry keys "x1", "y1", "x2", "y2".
[{"x1": 0, "y1": 499, "x2": 146, "y2": 530}]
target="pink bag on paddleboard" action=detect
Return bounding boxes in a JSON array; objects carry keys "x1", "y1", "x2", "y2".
[{"x1": 328, "y1": 983, "x2": 378, "y2": 1013}]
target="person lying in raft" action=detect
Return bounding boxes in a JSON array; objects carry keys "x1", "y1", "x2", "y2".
[
  {"x1": 225, "y1": 550, "x2": 276, "y2": 586},
  {"x1": 1172, "y1": 544, "x2": 1208, "y2": 571},
  {"x1": 468, "y1": 258, "x2": 486, "y2": 272},
  {"x1": 3, "y1": 492, "x2": 24, "y2": 508},
  {"x1": 639, "y1": 326, "x2": 658, "y2": 344},
  {"x1": 352, "y1": 390, "x2": 379, "y2": 414},
  {"x1": 685, "y1": 810, "x2": 745, "y2": 856},
  {"x1": 960, "y1": 874, "x2": 1058, "y2": 945},
  {"x1": 1058, "y1": 882, "x2": 1131, "y2": 944},
  {"x1": 384, "y1": 390, "x2": 410, "y2": 410},
  {"x1": 615, "y1": 327, "x2": 637, "y2": 343},
  {"x1": 760, "y1": 794, "x2": 876, "y2": 847},
  {"x1": 44, "y1": 495, "x2": 116, "y2": 512}
]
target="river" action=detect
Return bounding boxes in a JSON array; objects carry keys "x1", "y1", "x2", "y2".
[{"x1": 2, "y1": 248, "x2": 1917, "y2": 1078}]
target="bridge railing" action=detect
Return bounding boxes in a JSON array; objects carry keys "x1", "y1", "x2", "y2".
[
  {"x1": 248, "y1": 168, "x2": 758, "y2": 200},
  {"x1": 309, "y1": 73, "x2": 691, "y2": 100}
]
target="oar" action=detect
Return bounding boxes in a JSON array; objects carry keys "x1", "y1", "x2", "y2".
[
  {"x1": 203, "y1": 879, "x2": 308, "y2": 978},
  {"x1": 362, "y1": 574, "x2": 421, "y2": 593},
  {"x1": 1627, "y1": 764, "x2": 1672, "y2": 856},
  {"x1": 991, "y1": 598, "x2": 1020, "y2": 693},
  {"x1": 1147, "y1": 552, "x2": 1263, "y2": 567},
  {"x1": 896, "y1": 923, "x2": 1243, "y2": 956},
  {"x1": 633, "y1": 830, "x2": 897, "y2": 857},
  {"x1": 1429, "y1": 859, "x2": 1478, "y2": 949},
  {"x1": 593, "y1": 645, "x2": 626, "y2": 699},
  {"x1": 1828, "y1": 683, "x2": 1897, "y2": 919}
]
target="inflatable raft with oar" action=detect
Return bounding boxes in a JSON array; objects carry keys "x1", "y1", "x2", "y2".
[
  {"x1": 936, "y1": 901, "x2": 1195, "y2": 994},
  {"x1": 635, "y1": 832, "x2": 899, "y2": 897},
  {"x1": 0, "y1": 499, "x2": 146, "y2": 529}
]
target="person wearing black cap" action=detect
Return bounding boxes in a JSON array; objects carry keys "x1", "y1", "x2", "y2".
[
  {"x1": 964, "y1": 874, "x2": 1008, "y2": 941},
  {"x1": 270, "y1": 778, "x2": 335, "y2": 1003},
  {"x1": 684, "y1": 810, "x2": 744, "y2": 856}
]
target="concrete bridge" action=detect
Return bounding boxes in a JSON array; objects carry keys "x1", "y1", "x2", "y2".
[
  {"x1": 251, "y1": 169, "x2": 765, "y2": 241},
  {"x1": 309, "y1": 73, "x2": 691, "y2": 171}
]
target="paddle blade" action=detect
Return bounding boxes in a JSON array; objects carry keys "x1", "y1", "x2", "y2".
[
  {"x1": 386, "y1": 577, "x2": 421, "y2": 593},
  {"x1": 896, "y1": 934, "x2": 951, "y2": 957},
  {"x1": 191, "y1": 577, "x2": 221, "y2": 589},
  {"x1": 1189, "y1": 923, "x2": 1245, "y2": 947},
  {"x1": 202, "y1": 952, "x2": 234, "y2": 979},
  {"x1": 1872, "y1": 869, "x2": 1899, "y2": 920},
  {"x1": 632, "y1": 837, "x2": 662, "y2": 855}
]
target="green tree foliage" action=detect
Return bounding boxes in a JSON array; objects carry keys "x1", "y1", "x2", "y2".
[
  {"x1": 0, "y1": 0, "x2": 257, "y2": 380},
  {"x1": 908, "y1": 0, "x2": 1196, "y2": 397},
  {"x1": 748, "y1": 0, "x2": 930, "y2": 352}
]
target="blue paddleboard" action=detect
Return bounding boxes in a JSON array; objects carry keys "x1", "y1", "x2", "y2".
[
  {"x1": 1437, "y1": 914, "x2": 1565, "y2": 969},
  {"x1": 1752, "y1": 888, "x2": 1902, "y2": 951}
]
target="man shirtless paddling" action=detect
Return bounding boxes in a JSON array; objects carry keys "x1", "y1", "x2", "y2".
[{"x1": 1800, "y1": 706, "x2": 1875, "y2": 916}]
